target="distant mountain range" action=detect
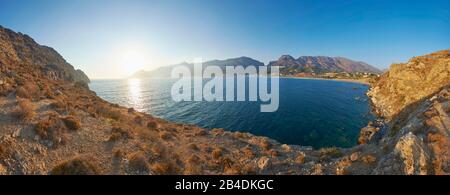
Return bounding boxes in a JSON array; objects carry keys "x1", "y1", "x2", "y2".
[
  {"x1": 268, "y1": 55, "x2": 382, "y2": 75},
  {"x1": 132, "y1": 55, "x2": 381, "y2": 78}
]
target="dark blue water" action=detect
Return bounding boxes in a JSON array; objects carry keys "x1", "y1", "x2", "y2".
[{"x1": 89, "y1": 78, "x2": 374, "y2": 148}]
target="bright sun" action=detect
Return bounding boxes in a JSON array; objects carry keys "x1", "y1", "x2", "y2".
[{"x1": 119, "y1": 49, "x2": 147, "y2": 76}]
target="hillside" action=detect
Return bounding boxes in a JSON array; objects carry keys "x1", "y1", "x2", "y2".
[
  {"x1": 268, "y1": 55, "x2": 382, "y2": 75},
  {"x1": 0, "y1": 26, "x2": 90, "y2": 84},
  {"x1": 0, "y1": 26, "x2": 448, "y2": 175}
]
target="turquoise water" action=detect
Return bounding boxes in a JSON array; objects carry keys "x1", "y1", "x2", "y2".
[{"x1": 90, "y1": 78, "x2": 374, "y2": 148}]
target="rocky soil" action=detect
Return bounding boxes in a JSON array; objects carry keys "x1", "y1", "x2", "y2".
[{"x1": 0, "y1": 26, "x2": 448, "y2": 175}]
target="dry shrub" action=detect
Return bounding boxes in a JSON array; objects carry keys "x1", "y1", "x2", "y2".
[
  {"x1": 16, "y1": 82, "x2": 40, "y2": 99},
  {"x1": 108, "y1": 125, "x2": 132, "y2": 142},
  {"x1": 50, "y1": 157, "x2": 101, "y2": 175},
  {"x1": 427, "y1": 132, "x2": 445, "y2": 143},
  {"x1": 241, "y1": 146, "x2": 254, "y2": 158},
  {"x1": 34, "y1": 114, "x2": 68, "y2": 146},
  {"x1": 188, "y1": 143, "x2": 199, "y2": 151},
  {"x1": 96, "y1": 104, "x2": 122, "y2": 120},
  {"x1": 194, "y1": 129, "x2": 207, "y2": 136},
  {"x1": 146, "y1": 120, "x2": 158, "y2": 129},
  {"x1": 268, "y1": 149, "x2": 279, "y2": 157},
  {"x1": 113, "y1": 149, "x2": 124, "y2": 159},
  {"x1": 361, "y1": 155, "x2": 377, "y2": 164},
  {"x1": 128, "y1": 107, "x2": 135, "y2": 113},
  {"x1": 12, "y1": 98, "x2": 35, "y2": 120},
  {"x1": 211, "y1": 128, "x2": 225, "y2": 136},
  {"x1": 49, "y1": 99, "x2": 66, "y2": 113},
  {"x1": 134, "y1": 115, "x2": 143, "y2": 125},
  {"x1": 259, "y1": 139, "x2": 271, "y2": 150},
  {"x1": 295, "y1": 152, "x2": 306, "y2": 164},
  {"x1": 0, "y1": 142, "x2": 12, "y2": 160},
  {"x1": 128, "y1": 152, "x2": 149, "y2": 173},
  {"x1": 60, "y1": 116, "x2": 81, "y2": 131},
  {"x1": 149, "y1": 145, "x2": 163, "y2": 158},
  {"x1": 184, "y1": 154, "x2": 201, "y2": 174},
  {"x1": 212, "y1": 148, "x2": 223, "y2": 159},
  {"x1": 150, "y1": 162, "x2": 171, "y2": 175},
  {"x1": 159, "y1": 131, "x2": 172, "y2": 140},
  {"x1": 234, "y1": 131, "x2": 248, "y2": 139}
]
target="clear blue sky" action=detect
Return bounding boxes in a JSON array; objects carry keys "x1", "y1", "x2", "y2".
[{"x1": 0, "y1": 0, "x2": 449, "y2": 78}]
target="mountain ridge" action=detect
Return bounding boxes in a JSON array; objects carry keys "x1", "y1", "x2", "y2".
[{"x1": 131, "y1": 55, "x2": 381, "y2": 78}]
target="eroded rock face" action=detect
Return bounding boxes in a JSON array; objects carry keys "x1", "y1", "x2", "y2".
[
  {"x1": 0, "y1": 25, "x2": 90, "y2": 84},
  {"x1": 394, "y1": 133, "x2": 430, "y2": 175},
  {"x1": 368, "y1": 50, "x2": 450, "y2": 119}
]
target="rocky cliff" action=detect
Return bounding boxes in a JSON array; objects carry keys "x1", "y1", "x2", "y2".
[
  {"x1": 368, "y1": 50, "x2": 450, "y2": 119},
  {"x1": 0, "y1": 26, "x2": 90, "y2": 85},
  {"x1": 0, "y1": 26, "x2": 448, "y2": 175}
]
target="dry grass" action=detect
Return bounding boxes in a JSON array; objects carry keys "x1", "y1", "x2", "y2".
[
  {"x1": 50, "y1": 157, "x2": 101, "y2": 175},
  {"x1": 15, "y1": 82, "x2": 40, "y2": 100},
  {"x1": 159, "y1": 131, "x2": 172, "y2": 140},
  {"x1": 146, "y1": 120, "x2": 158, "y2": 129},
  {"x1": 212, "y1": 148, "x2": 223, "y2": 159},
  {"x1": 60, "y1": 116, "x2": 81, "y2": 131},
  {"x1": 127, "y1": 152, "x2": 149, "y2": 173},
  {"x1": 241, "y1": 146, "x2": 254, "y2": 158},
  {"x1": 259, "y1": 139, "x2": 271, "y2": 150},
  {"x1": 49, "y1": 99, "x2": 67, "y2": 113},
  {"x1": 12, "y1": 98, "x2": 35, "y2": 120},
  {"x1": 184, "y1": 154, "x2": 201, "y2": 174},
  {"x1": 0, "y1": 142, "x2": 12, "y2": 160},
  {"x1": 108, "y1": 125, "x2": 133, "y2": 142},
  {"x1": 34, "y1": 114, "x2": 68, "y2": 146},
  {"x1": 150, "y1": 162, "x2": 171, "y2": 175},
  {"x1": 268, "y1": 149, "x2": 279, "y2": 157},
  {"x1": 96, "y1": 104, "x2": 122, "y2": 120},
  {"x1": 295, "y1": 152, "x2": 306, "y2": 164},
  {"x1": 361, "y1": 155, "x2": 377, "y2": 164}
]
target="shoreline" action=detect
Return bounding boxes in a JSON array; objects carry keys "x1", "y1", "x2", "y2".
[{"x1": 282, "y1": 76, "x2": 371, "y2": 85}]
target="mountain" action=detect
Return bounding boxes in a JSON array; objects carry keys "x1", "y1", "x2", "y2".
[
  {"x1": 131, "y1": 57, "x2": 264, "y2": 78},
  {"x1": 0, "y1": 25, "x2": 90, "y2": 84},
  {"x1": 268, "y1": 55, "x2": 382, "y2": 75}
]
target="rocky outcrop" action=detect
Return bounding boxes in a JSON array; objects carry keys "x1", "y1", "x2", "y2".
[
  {"x1": 268, "y1": 55, "x2": 381, "y2": 75},
  {"x1": 368, "y1": 50, "x2": 450, "y2": 119},
  {"x1": 0, "y1": 25, "x2": 90, "y2": 84}
]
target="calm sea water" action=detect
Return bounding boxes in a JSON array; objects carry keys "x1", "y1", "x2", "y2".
[{"x1": 90, "y1": 78, "x2": 374, "y2": 148}]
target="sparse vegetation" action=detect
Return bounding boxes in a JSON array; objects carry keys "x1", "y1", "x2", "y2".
[
  {"x1": 159, "y1": 131, "x2": 172, "y2": 140},
  {"x1": 12, "y1": 98, "x2": 35, "y2": 120},
  {"x1": 50, "y1": 157, "x2": 101, "y2": 175},
  {"x1": 212, "y1": 148, "x2": 223, "y2": 159},
  {"x1": 127, "y1": 152, "x2": 149, "y2": 173},
  {"x1": 61, "y1": 116, "x2": 81, "y2": 131},
  {"x1": 150, "y1": 162, "x2": 171, "y2": 175},
  {"x1": 34, "y1": 113, "x2": 68, "y2": 146},
  {"x1": 146, "y1": 120, "x2": 157, "y2": 129}
]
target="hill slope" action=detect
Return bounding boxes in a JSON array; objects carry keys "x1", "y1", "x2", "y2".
[{"x1": 268, "y1": 55, "x2": 381, "y2": 75}]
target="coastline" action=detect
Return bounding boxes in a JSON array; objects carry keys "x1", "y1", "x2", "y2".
[{"x1": 281, "y1": 76, "x2": 371, "y2": 86}]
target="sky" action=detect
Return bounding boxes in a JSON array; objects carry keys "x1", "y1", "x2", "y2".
[{"x1": 0, "y1": 0, "x2": 449, "y2": 79}]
